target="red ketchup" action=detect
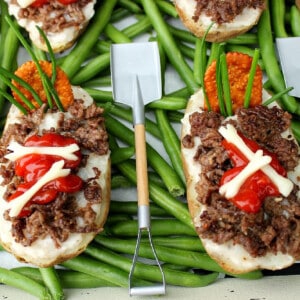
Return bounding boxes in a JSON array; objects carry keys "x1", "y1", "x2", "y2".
[
  {"x1": 31, "y1": 0, "x2": 77, "y2": 7},
  {"x1": 220, "y1": 133, "x2": 286, "y2": 213},
  {"x1": 9, "y1": 133, "x2": 82, "y2": 217}
]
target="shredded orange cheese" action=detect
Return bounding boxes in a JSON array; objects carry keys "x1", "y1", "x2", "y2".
[
  {"x1": 204, "y1": 52, "x2": 263, "y2": 113},
  {"x1": 12, "y1": 61, "x2": 74, "y2": 110}
]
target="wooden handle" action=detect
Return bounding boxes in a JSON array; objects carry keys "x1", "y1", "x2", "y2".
[{"x1": 134, "y1": 124, "x2": 149, "y2": 207}]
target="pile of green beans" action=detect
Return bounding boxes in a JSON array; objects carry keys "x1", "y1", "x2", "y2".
[{"x1": 0, "y1": 0, "x2": 300, "y2": 299}]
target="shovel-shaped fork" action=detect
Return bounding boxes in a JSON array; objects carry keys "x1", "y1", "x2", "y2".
[{"x1": 110, "y1": 42, "x2": 166, "y2": 296}]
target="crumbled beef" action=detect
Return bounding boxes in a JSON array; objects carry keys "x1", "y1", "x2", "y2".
[
  {"x1": 0, "y1": 98, "x2": 109, "y2": 248},
  {"x1": 237, "y1": 105, "x2": 299, "y2": 170},
  {"x1": 193, "y1": 0, "x2": 265, "y2": 24},
  {"x1": 182, "y1": 105, "x2": 300, "y2": 258},
  {"x1": 12, "y1": 0, "x2": 94, "y2": 33}
]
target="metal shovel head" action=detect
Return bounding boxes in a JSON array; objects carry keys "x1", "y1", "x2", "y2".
[
  {"x1": 276, "y1": 37, "x2": 300, "y2": 97},
  {"x1": 110, "y1": 42, "x2": 162, "y2": 107}
]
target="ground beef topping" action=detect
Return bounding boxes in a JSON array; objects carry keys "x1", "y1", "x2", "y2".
[
  {"x1": 11, "y1": 0, "x2": 93, "y2": 33},
  {"x1": 0, "y1": 98, "x2": 109, "y2": 248},
  {"x1": 182, "y1": 105, "x2": 300, "y2": 258},
  {"x1": 193, "y1": 0, "x2": 265, "y2": 24}
]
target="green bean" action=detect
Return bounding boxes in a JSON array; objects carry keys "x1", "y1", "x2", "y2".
[
  {"x1": 148, "y1": 171, "x2": 167, "y2": 188},
  {"x1": 0, "y1": 267, "x2": 51, "y2": 299},
  {"x1": 0, "y1": 0, "x2": 9, "y2": 61},
  {"x1": 156, "y1": 0, "x2": 179, "y2": 18},
  {"x1": 0, "y1": 24, "x2": 19, "y2": 111},
  {"x1": 144, "y1": 236, "x2": 205, "y2": 252},
  {"x1": 226, "y1": 33, "x2": 258, "y2": 45},
  {"x1": 95, "y1": 236, "x2": 263, "y2": 279},
  {"x1": 141, "y1": 0, "x2": 199, "y2": 94},
  {"x1": 39, "y1": 267, "x2": 64, "y2": 300},
  {"x1": 155, "y1": 109, "x2": 185, "y2": 183},
  {"x1": 106, "y1": 214, "x2": 133, "y2": 224},
  {"x1": 150, "y1": 36, "x2": 167, "y2": 91},
  {"x1": 106, "y1": 116, "x2": 185, "y2": 197},
  {"x1": 291, "y1": 119, "x2": 300, "y2": 143},
  {"x1": 61, "y1": 0, "x2": 118, "y2": 78},
  {"x1": 162, "y1": 264, "x2": 190, "y2": 272},
  {"x1": 110, "y1": 146, "x2": 135, "y2": 164},
  {"x1": 102, "y1": 103, "x2": 161, "y2": 139},
  {"x1": 271, "y1": 0, "x2": 288, "y2": 37},
  {"x1": 13, "y1": 267, "x2": 117, "y2": 288},
  {"x1": 109, "y1": 200, "x2": 170, "y2": 216},
  {"x1": 104, "y1": 23, "x2": 132, "y2": 43},
  {"x1": 84, "y1": 88, "x2": 114, "y2": 102},
  {"x1": 82, "y1": 75, "x2": 112, "y2": 88},
  {"x1": 257, "y1": 3, "x2": 298, "y2": 113},
  {"x1": 111, "y1": 174, "x2": 135, "y2": 189},
  {"x1": 71, "y1": 52, "x2": 110, "y2": 85},
  {"x1": 290, "y1": 5, "x2": 300, "y2": 36},
  {"x1": 110, "y1": 7, "x2": 131, "y2": 23},
  {"x1": 85, "y1": 244, "x2": 219, "y2": 287},
  {"x1": 118, "y1": 159, "x2": 193, "y2": 227},
  {"x1": 122, "y1": 15, "x2": 152, "y2": 38},
  {"x1": 167, "y1": 86, "x2": 191, "y2": 98},
  {"x1": 107, "y1": 219, "x2": 196, "y2": 236},
  {"x1": 94, "y1": 40, "x2": 112, "y2": 53},
  {"x1": 1, "y1": 24, "x2": 18, "y2": 71},
  {"x1": 147, "y1": 96, "x2": 187, "y2": 110},
  {"x1": 61, "y1": 254, "x2": 150, "y2": 287},
  {"x1": 178, "y1": 42, "x2": 195, "y2": 60},
  {"x1": 119, "y1": 0, "x2": 143, "y2": 13},
  {"x1": 168, "y1": 24, "x2": 197, "y2": 44}
]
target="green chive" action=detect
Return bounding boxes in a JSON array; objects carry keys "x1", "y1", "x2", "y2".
[
  {"x1": 220, "y1": 53, "x2": 233, "y2": 116},
  {"x1": 199, "y1": 22, "x2": 214, "y2": 111},
  {"x1": 263, "y1": 87, "x2": 294, "y2": 106},
  {"x1": 215, "y1": 43, "x2": 226, "y2": 116},
  {"x1": 244, "y1": 48, "x2": 260, "y2": 108},
  {"x1": 0, "y1": 66, "x2": 43, "y2": 107}
]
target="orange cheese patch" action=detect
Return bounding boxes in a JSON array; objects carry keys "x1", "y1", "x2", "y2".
[
  {"x1": 12, "y1": 60, "x2": 74, "y2": 110},
  {"x1": 204, "y1": 52, "x2": 263, "y2": 113}
]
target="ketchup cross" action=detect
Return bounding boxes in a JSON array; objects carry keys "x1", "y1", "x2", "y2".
[
  {"x1": 220, "y1": 133, "x2": 286, "y2": 213},
  {"x1": 8, "y1": 133, "x2": 83, "y2": 217}
]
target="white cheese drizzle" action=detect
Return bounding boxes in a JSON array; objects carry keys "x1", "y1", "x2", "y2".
[
  {"x1": 17, "y1": 0, "x2": 35, "y2": 8},
  {"x1": 219, "y1": 124, "x2": 293, "y2": 197},
  {"x1": 5, "y1": 141, "x2": 79, "y2": 161},
  {"x1": 219, "y1": 150, "x2": 271, "y2": 198},
  {"x1": 8, "y1": 160, "x2": 70, "y2": 217}
]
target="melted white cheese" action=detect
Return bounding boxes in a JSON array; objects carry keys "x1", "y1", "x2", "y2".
[
  {"x1": 17, "y1": 0, "x2": 35, "y2": 8},
  {"x1": 8, "y1": 160, "x2": 70, "y2": 217},
  {"x1": 5, "y1": 141, "x2": 79, "y2": 161}
]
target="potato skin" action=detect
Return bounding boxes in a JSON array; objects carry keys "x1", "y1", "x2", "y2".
[
  {"x1": 180, "y1": 88, "x2": 297, "y2": 274},
  {"x1": 174, "y1": 0, "x2": 265, "y2": 42},
  {"x1": 0, "y1": 87, "x2": 111, "y2": 267}
]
